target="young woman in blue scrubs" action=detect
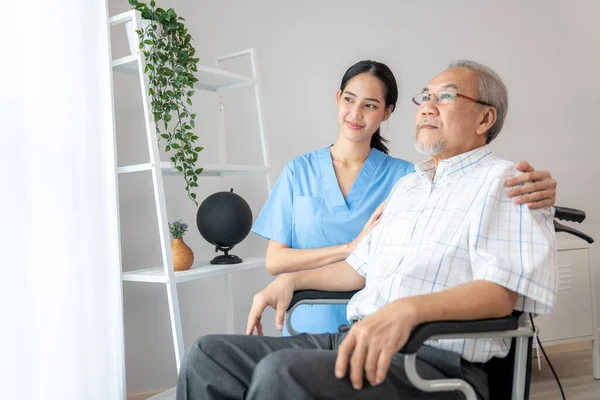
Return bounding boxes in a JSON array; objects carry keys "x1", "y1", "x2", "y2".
[{"x1": 251, "y1": 60, "x2": 557, "y2": 335}]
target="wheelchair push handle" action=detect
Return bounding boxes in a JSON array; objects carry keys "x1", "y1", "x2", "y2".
[
  {"x1": 554, "y1": 206, "x2": 586, "y2": 223},
  {"x1": 553, "y1": 206, "x2": 593, "y2": 244}
]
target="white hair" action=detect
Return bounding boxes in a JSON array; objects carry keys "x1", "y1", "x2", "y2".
[{"x1": 448, "y1": 60, "x2": 508, "y2": 143}]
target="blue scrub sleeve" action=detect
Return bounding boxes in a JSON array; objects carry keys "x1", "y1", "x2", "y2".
[{"x1": 251, "y1": 163, "x2": 295, "y2": 247}]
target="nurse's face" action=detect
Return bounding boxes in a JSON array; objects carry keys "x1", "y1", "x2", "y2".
[{"x1": 336, "y1": 73, "x2": 392, "y2": 144}]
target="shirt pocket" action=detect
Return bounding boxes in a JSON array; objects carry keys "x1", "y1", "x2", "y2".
[{"x1": 293, "y1": 196, "x2": 324, "y2": 235}]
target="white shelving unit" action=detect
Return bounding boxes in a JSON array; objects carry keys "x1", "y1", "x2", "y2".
[{"x1": 108, "y1": 9, "x2": 271, "y2": 386}]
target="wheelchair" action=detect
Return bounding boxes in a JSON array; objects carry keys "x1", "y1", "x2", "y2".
[{"x1": 284, "y1": 206, "x2": 593, "y2": 400}]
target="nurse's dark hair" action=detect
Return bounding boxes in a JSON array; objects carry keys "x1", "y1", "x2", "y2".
[{"x1": 339, "y1": 60, "x2": 398, "y2": 154}]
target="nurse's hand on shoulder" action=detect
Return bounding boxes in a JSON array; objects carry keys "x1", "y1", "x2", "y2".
[
  {"x1": 348, "y1": 201, "x2": 386, "y2": 254},
  {"x1": 506, "y1": 161, "x2": 557, "y2": 210},
  {"x1": 246, "y1": 274, "x2": 295, "y2": 335}
]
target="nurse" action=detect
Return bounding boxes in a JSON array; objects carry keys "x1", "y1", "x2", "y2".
[{"x1": 251, "y1": 60, "x2": 557, "y2": 335}]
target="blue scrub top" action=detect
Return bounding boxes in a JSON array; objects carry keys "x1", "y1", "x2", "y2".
[{"x1": 252, "y1": 146, "x2": 414, "y2": 334}]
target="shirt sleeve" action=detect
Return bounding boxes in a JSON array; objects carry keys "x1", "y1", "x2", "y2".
[
  {"x1": 251, "y1": 162, "x2": 295, "y2": 247},
  {"x1": 346, "y1": 231, "x2": 372, "y2": 278},
  {"x1": 469, "y1": 168, "x2": 557, "y2": 315}
]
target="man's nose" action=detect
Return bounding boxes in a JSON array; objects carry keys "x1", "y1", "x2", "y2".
[{"x1": 420, "y1": 98, "x2": 439, "y2": 116}]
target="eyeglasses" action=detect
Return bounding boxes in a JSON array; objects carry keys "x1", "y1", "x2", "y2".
[{"x1": 412, "y1": 90, "x2": 493, "y2": 107}]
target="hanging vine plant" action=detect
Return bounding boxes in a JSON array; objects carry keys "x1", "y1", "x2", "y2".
[{"x1": 129, "y1": 0, "x2": 203, "y2": 204}]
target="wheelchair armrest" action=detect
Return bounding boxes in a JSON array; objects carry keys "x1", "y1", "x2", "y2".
[
  {"x1": 401, "y1": 315, "x2": 519, "y2": 354},
  {"x1": 288, "y1": 290, "x2": 358, "y2": 310}
]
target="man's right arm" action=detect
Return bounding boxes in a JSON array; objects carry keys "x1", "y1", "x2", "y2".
[{"x1": 246, "y1": 261, "x2": 365, "y2": 335}]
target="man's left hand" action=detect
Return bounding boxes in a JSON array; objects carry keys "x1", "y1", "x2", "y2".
[
  {"x1": 334, "y1": 300, "x2": 417, "y2": 390},
  {"x1": 506, "y1": 161, "x2": 557, "y2": 209}
]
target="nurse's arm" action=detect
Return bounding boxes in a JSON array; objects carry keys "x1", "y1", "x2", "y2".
[
  {"x1": 265, "y1": 201, "x2": 385, "y2": 275},
  {"x1": 291, "y1": 260, "x2": 365, "y2": 291},
  {"x1": 247, "y1": 261, "x2": 365, "y2": 334},
  {"x1": 265, "y1": 240, "x2": 353, "y2": 275}
]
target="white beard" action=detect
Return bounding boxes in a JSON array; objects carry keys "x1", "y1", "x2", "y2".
[{"x1": 414, "y1": 133, "x2": 446, "y2": 156}]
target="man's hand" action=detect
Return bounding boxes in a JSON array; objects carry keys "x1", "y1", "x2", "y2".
[
  {"x1": 334, "y1": 299, "x2": 417, "y2": 390},
  {"x1": 348, "y1": 201, "x2": 385, "y2": 253},
  {"x1": 246, "y1": 275, "x2": 295, "y2": 335},
  {"x1": 506, "y1": 161, "x2": 557, "y2": 209}
]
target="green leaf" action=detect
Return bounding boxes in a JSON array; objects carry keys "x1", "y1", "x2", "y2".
[
  {"x1": 191, "y1": 135, "x2": 199, "y2": 140},
  {"x1": 190, "y1": 182, "x2": 198, "y2": 188},
  {"x1": 190, "y1": 120, "x2": 195, "y2": 128},
  {"x1": 186, "y1": 98, "x2": 192, "y2": 106},
  {"x1": 187, "y1": 90, "x2": 195, "y2": 97},
  {"x1": 160, "y1": 134, "x2": 169, "y2": 139},
  {"x1": 171, "y1": 143, "x2": 180, "y2": 149},
  {"x1": 195, "y1": 168, "x2": 203, "y2": 174},
  {"x1": 165, "y1": 145, "x2": 171, "y2": 152},
  {"x1": 150, "y1": 0, "x2": 155, "y2": 7},
  {"x1": 193, "y1": 146, "x2": 203, "y2": 152},
  {"x1": 144, "y1": 40, "x2": 154, "y2": 45},
  {"x1": 191, "y1": 193, "x2": 197, "y2": 199}
]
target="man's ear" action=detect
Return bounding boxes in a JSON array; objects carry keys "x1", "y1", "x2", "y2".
[
  {"x1": 476, "y1": 107, "x2": 497, "y2": 136},
  {"x1": 382, "y1": 104, "x2": 394, "y2": 122}
]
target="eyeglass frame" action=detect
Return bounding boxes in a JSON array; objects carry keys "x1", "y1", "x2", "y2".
[{"x1": 412, "y1": 90, "x2": 494, "y2": 107}]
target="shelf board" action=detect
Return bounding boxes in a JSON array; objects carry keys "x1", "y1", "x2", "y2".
[
  {"x1": 111, "y1": 54, "x2": 256, "y2": 92},
  {"x1": 117, "y1": 162, "x2": 269, "y2": 176},
  {"x1": 162, "y1": 162, "x2": 269, "y2": 176},
  {"x1": 109, "y1": 10, "x2": 135, "y2": 26},
  {"x1": 122, "y1": 257, "x2": 265, "y2": 284}
]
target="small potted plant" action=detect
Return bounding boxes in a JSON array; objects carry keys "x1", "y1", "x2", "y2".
[{"x1": 169, "y1": 220, "x2": 194, "y2": 271}]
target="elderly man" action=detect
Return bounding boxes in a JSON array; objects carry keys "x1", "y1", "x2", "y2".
[{"x1": 176, "y1": 61, "x2": 557, "y2": 400}]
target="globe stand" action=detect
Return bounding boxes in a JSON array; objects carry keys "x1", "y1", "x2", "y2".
[{"x1": 210, "y1": 244, "x2": 243, "y2": 265}]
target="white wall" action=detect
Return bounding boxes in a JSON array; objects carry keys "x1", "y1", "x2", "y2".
[{"x1": 109, "y1": 0, "x2": 600, "y2": 393}]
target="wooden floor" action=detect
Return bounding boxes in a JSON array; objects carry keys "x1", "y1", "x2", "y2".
[{"x1": 530, "y1": 350, "x2": 600, "y2": 399}]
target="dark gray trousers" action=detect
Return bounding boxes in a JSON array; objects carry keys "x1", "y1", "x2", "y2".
[{"x1": 176, "y1": 331, "x2": 488, "y2": 400}]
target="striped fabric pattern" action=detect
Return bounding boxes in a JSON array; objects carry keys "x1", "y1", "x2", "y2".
[{"x1": 346, "y1": 145, "x2": 557, "y2": 363}]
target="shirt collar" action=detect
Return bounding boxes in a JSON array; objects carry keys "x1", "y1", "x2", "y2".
[{"x1": 415, "y1": 145, "x2": 494, "y2": 184}]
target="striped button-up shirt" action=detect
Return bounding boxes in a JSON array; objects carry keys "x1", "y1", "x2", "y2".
[{"x1": 346, "y1": 145, "x2": 557, "y2": 363}]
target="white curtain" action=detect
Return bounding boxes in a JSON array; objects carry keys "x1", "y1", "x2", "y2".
[{"x1": 1, "y1": 1, "x2": 125, "y2": 399}]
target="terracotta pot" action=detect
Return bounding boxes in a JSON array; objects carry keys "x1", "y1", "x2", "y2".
[{"x1": 171, "y1": 238, "x2": 194, "y2": 271}]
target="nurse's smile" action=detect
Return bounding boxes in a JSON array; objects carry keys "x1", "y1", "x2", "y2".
[{"x1": 346, "y1": 121, "x2": 364, "y2": 130}]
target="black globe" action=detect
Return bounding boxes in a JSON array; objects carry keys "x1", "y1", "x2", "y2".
[{"x1": 196, "y1": 189, "x2": 253, "y2": 264}]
